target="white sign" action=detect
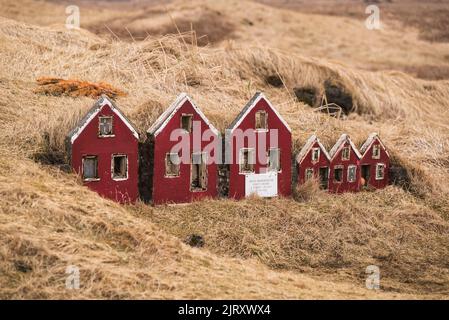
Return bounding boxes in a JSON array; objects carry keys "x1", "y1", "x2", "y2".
[{"x1": 245, "y1": 172, "x2": 278, "y2": 197}]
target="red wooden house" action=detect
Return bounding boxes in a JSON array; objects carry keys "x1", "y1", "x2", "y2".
[
  {"x1": 328, "y1": 134, "x2": 362, "y2": 193},
  {"x1": 359, "y1": 133, "x2": 390, "y2": 189},
  {"x1": 296, "y1": 135, "x2": 331, "y2": 189},
  {"x1": 227, "y1": 92, "x2": 292, "y2": 199},
  {"x1": 66, "y1": 95, "x2": 139, "y2": 203},
  {"x1": 147, "y1": 93, "x2": 219, "y2": 205}
]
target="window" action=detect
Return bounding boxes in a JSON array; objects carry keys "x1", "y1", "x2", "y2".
[
  {"x1": 334, "y1": 166, "x2": 343, "y2": 182},
  {"x1": 376, "y1": 163, "x2": 385, "y2": 180},
  {"x1": 347, "y1": 165, "x2": 357, "y2": 183},
  {"x1": 305, "y1": 168, "x2": 314, "y2": 181},
  {"x1": 311, "y1": 148, "x2": 320, "y2": 162},
  {"x1": 255, "y1": 110, "x2": 267, "y2": 130},
  {"x1": 99, "y1": 116, "x2": 113, "y2": 136},
  {"x1": 268, "y1": 148, "x2": 281, "y2": 172},
  {"x1": 191, "y1": 152, "x2": 207, "y2": 191},
  {"x1": 239, "y1": 148, "x2": 255, "y2": 173},
  {"x1": 319, "y1": 167, "x2": 329, "y2": 189},
  {"x1": 82, "y1": 156, "x2": 98, "y2": 181},
  {"x1": 165, "y1": 153, "x2": 180, "y2": 177},
  {"x1": 372, "y1": 145, "x2": 381, "y2": 159},
  {"x1": 341, "y1": 147, "x2": 350, "y2": 160},
  {"x1": 112, "y1": 155, "x2": 128, "y2": 180},
  {"x1": 181, "y1": 114, "x2": 193, "y2": 133}
]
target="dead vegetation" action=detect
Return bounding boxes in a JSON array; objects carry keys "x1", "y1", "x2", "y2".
[
  {"x1": 0, "y1": 0, "x2": 448, "y2": 299},
  {"x1": 144, "y1": 189, "x2": 449, "y2": 294},
  {"x1": 86, "y1": 8, "x2": 235, "y2": 46},
  {"x1": 257, "y1": 0, "x2": 449, "y2": 44},
  {"x1": 34, "y1": 77, "x2": 127, "y2": 98}
]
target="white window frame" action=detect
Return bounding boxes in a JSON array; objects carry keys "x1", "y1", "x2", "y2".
[
  {"x1": 190, "y1": 152, "x2": 208, "y2": 192},
  {"x1": 180, "y1": 113, "x2": 193, "y2": 133},
  {"x1": 375, "y1": 163, "x2": 385, "y2": 180},
  {"x1": 347, "y1": 165, "x2": 357, "y2": 183},
  {"x1": 82, "y1": 155, "x2": 99, "y2": 181},
  {"x1": 372, "y1": 144, "x2": 381, "y2": 159},
  {"x1": 333, "y1": 165, "x2": 344, "y2": 183},
  {"x1": 305, "y1": 168, "x2": 314, "y2": 181},
  {"x1": 98, "y1": 115, "x2": 114, "y2": 137},
  {"x1": 111, "y1": 154, "x2": 128, "y2": 181},
  {"x1": 341, "y1": 147, "x2": 350, "y2": 160},
  {"x1": 165, "y1": 152, "x2": 181, "y2": 178},
  {"x1": 268, "y1": 148, "x2": 281, "y2": 172},
  {"x1": 255, "y1": 110, "x2": 268, "y2": 131},
  {"x1": 239, "y1": 148, "x2": 255, "y2": 174},
  {"x1": 311, "y1": 147, "x2": 320, "y2": 162}
]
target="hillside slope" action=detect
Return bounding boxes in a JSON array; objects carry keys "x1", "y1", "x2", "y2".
[{"x1": 0, "y1": 0, "x2": 448, "y2": 299}]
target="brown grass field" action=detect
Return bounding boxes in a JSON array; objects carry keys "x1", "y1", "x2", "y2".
[{"x1": 0, "y1": 0, "x2": 448, "y2": 299}]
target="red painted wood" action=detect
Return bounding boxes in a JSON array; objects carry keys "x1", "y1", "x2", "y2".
[
  {"x1": 228, "y1": 98, "x2": 291, "y2": 199},
  {"x1": 151, "y1": 100, "x2": 218, "y2": 204},
  {"x1": 360, "y1": 139, "x2": 390, "y2": 189},
  {"x1": 328, "y1": 141, "x2": 361, "y2": 193},
  {"x1": 297, "y1": 141, "x2": 330, "y2": 186},
  {"x1": 71, "y1": 104, "x2": 139, "y2": 203}
]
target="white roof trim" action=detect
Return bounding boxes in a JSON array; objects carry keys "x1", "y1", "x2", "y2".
[
  {"x1": 228, "y1": 92, "x2": 291, "y2": 133},
  {"x1": 329, "y1": 134, "x2": 362, "y2": 160},
  {"x1": 147, "y1": 93, "x2": 219, "y2": 137},
  {"x1": 296, "y1": 134, "x2": 331, "y2": 163},
  {"x1": 360, "y1": 133, "x2": 390, "y2": 158},
  {"x1": 69, "y1": 96, "x2": 139, "y2": 144}
]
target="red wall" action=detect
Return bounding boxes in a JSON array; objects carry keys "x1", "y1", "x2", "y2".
[
  {"x1": 228, "y1": 99, "x2": 291, "y2": 199},
  {"x1": 71, "y1": 104, "x2": 139, "y2": 203},
  {"x1": 297, "y1": 141, "x2": 329, "y2": 185},
  {"x1": 328, "y1": 141, "x2": 361, "y2": 193},
  {"x1": 151, "y1": 100, "x2": 218, "y2": 204},
  {"x1": 360, "y1": 139, "x2": 390, "y2": 189}
]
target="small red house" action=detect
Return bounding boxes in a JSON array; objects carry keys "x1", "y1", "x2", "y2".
[
  {"x1": 359, "y1": 133, "x2": 390, "y2": 189},
  {"x1": 296, "y1": 135, "x2": 331, "y2": 189},
  {"x1": 328, "y1": 134, "x2": 362, "y2": 193},
  {"x1": 66, "y1": 95, "x2": 139, "y2": 203},
  {"x1": 147, "y1": 93, "x2": 219, "y2": 205},
  {"x1": 227, "y1": 92, "x2": 292, "y2": 199}
]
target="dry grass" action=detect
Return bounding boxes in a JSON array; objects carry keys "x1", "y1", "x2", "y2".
[
  {"x1": 257, "y1": 0, "x2": 449, "y2": 43},
  {"x1": 0, "y1": 0, "x2": 448, "y2": 299},
  {"x1": 141, "y1": 189, "x2": 449, "y2": 294}
]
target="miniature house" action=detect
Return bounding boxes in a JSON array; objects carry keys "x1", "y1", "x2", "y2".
[
  {"x1": 328, "y1": 134, "x2": 362, "y2": 193},
  {"x1": 66, "y1": 95, "x2": 139, "y2": 203},
  {"x1": 147, "y1": 93, "x2": 219, "y2": 204},
  {"x1": 359, "y1": 133, "x2": 390, "y2": 189},
  {"x1": 296, "y1": 135, "x2": 331, "y2": 190},
  {"x1": 226, "y1": 92, "x2": 292, "y2": 199}
]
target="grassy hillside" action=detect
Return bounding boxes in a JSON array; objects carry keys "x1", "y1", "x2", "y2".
[{"x1": 0, "y1": 0, "x2": 448, "y2": 299}]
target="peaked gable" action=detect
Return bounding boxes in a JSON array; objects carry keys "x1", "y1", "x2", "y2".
[
  {"x1": 227, "y1": 92, "x2": 291, "y2": 133},
  {"x1": 329, "y1": 134, "x2": 362, "y2": 160},
  {"x1": 147, "y1": 93, "x2": 219, "y2": 137},
  {"x1": 360, "y1": 133, "x2": 390, "y2": 158},
  {"x1": 296, "y1": 135, "x2": 331, "y2": 163},
  {"x1": 67, "y1": 95, "x2": 139, "y2": 145}
]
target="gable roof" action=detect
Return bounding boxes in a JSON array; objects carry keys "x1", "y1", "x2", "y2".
[
  {"x1": 296, "y1": 134, "x2": 331, "y2": 163},
  {"x1": 360, "y1": 132, "x2": 390, "y2": 157},
  {"x1": 147, "y1": 93, "x2": 219, "y2": 137},
  {"x1": 227, "y1": 92, "x2": 292, "y2": 133},
  {"x1": 329, "y1": 134, "x2": 362, "y2": 160},
  {"x1": 67, "y1": 95, "x2": 139, "y2": 145}
]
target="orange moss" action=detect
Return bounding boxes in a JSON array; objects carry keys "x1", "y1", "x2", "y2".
[{"x1": 34, "y1": 77, "x2": 127, "y2": 98}]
